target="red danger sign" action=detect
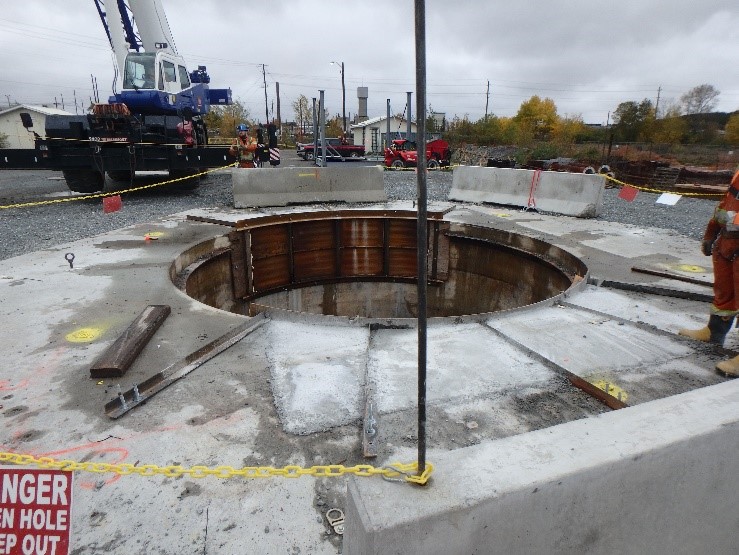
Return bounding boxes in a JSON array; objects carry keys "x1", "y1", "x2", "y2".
[{"x1": 0, "y1": 469, "x2": 73, "y2": 555}]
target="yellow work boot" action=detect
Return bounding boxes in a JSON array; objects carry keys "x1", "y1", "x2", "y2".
[
  {"x1": 678, "y1": 326, "x2": 711, "y2": 342},
  {"x1": 679, "y1": 314, "x2": 735, "y2": 345},
  {"x1": 716, "y1": 356, "x2": 739, "y2": 377}
]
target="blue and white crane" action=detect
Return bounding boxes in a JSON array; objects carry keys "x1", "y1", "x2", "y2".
[
  {"x1": 93, "y1": 0, "x2": 231, "y2": 118},
  {"x1": 0, "y1": 0, "x2": 234, "y2": 193}
]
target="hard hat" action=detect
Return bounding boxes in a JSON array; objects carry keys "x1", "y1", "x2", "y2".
[{"x1": 237, "y1": 123, "x2": 249, "y2": 132}]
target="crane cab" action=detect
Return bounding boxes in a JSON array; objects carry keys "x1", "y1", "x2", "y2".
[{"x1": 113, "y1": 51, "x2": 208, "y2": 116}]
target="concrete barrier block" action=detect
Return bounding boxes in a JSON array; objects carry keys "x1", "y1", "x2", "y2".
[
  {"x1": 233, "y1": 166, "x2": 387, "y2": 208},
  {"x1": 344, "y1": 379, "x2": 739, "y2": 555},
  {"x1": 449, "y1": 166, "x2": 605, "y2": 218}
]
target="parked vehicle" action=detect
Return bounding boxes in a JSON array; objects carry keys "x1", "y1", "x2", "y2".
[
  {"x1": 0, "y1": 0, "x2": 232, "y2": 193},
  {"x1": 298, "y1": 138, "x2": 365, "y2": 161},
  {"x1": 384, "y1": 138, "x2": 451, "y2": 169}
]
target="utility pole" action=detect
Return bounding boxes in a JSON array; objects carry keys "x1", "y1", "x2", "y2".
[
  {"x1": 386, "y1": 99, "x2": 391, "y2": 149},
  {"x1": 340, "y1": 62, "x2": 346, "y2": 134},
  {"x1": 275, "y1": 82, "x2": 281, "y2": 130},
  {"x1": 5, "y1": 95, "x2": 10, "y2": 108},
  {"x1": 330, "y1": 61, "x2": 346, "y2": 134},
  {"x1": 406, "y1": 91, "x2": 412, "y2": 140},
  {"x1": 655, "y1": 86, "x2": 661, "y2": 119},
  {"x1": 485, "y1": 80, "x2": 490, "y2": 120},
  {"x1": 262, "y1": 64, "x2": 269, "y2": 123}
]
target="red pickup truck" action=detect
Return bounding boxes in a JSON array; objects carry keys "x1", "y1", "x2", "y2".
[
  {"x1": 297, "y1": 138, "x2": 365, "y2": 161},
  {"x1": 384, "y1": 138, "x2": 451, "y2": 169}
]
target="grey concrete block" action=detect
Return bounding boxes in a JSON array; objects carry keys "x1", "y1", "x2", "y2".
[
  {"x1": 233, "y1": 166, "x2": 387, "y2": 207},
  {"x1": 449, "y1": 166, "x2": 605, "y2": 218}
]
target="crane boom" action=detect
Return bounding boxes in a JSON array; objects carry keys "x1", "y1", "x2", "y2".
[{"x1": 129, "y1": 0, "x2": 177, "y2": 55}]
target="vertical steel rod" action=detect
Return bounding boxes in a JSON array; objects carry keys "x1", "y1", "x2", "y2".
[
  {"x1": 414, "y1": 0, "x2": 428, "y2": 478},
  {"x1": 319, "y1": 90, "x2": 327, "y2": 167}
]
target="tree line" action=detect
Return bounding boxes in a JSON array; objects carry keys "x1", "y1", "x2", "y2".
[{"x1": 442, "y1": 84, "x2": 738, "y2": 150}]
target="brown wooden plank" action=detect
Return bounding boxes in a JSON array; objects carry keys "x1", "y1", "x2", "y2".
[
  {"x1": 90, "y1": 305, "x2": 171, "y2": 378},
  {"x1": 104, "y1": 314, "x2": 267, "y2": 418}
]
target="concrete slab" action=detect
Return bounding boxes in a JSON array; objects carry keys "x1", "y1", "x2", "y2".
[{"x1": 1, "y1": 200, "x2": 736, "y2": 554}]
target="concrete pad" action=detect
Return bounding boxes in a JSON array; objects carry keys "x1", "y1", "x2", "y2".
[
  {"x1": 368, "y1": 323, "x2": 555, "y2": 413},
  {"x1": 268, "y1": 320, "x2": 369, "y2": 435},
  {"x1": 1, "y1": 200, "x2": 736, "y2": 554},
  {"x1": 448, "y1": 166, "x2": 605, "y2": 218},
  {"x1": 486, "y1": 304, "x2": 693, "y2": 375},
  {"x1": 233, "y1": 166, "x2": 387, "y2": 207}
]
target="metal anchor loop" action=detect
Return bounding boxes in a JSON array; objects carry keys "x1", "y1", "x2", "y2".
[
  {"x1": 64, "y1": 252, "x2": 75, "y2": 268},
  {"x1": 325, "y1": 508, "x2": 344, "y2": 535}
]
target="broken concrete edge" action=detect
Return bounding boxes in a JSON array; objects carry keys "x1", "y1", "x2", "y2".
[{"x1": 343, "y1": 378, "x2": 739, "y2": 555}]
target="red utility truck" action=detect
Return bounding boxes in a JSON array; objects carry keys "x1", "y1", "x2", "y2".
[
  {"x1": 384, "y1": 138, "x2": 451, "y2": 169},
  {"x1": 297, "y1": 138, "x2": 365, "y2": 161}
]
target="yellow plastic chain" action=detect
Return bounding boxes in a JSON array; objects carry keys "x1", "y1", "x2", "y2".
[
  {"x1": 0, "y1": 452, "x2": 433, "y2": 485},
  {"x1": 604, "y1": 174, "x2": 723, "y2": 198},
  {"x1": 0, "y1": 163, "x2": 237, "y2": 210}
]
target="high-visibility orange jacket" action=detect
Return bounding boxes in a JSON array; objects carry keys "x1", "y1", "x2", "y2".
[
  {"x1": 705, "y1": 170, "x2": 739, "y2": 314},
  {"x1": 230, "y1": 136, "x2": 257, "y2": 168}
]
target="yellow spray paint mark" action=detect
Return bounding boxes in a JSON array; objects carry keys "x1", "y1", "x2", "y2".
[
  {"x1": 66, "y1": 327, "x2": 104, "y2": 343},
  {"x1": 144, "y1": 231, "x2": 164, "y2": 239},
  {"x1": 592, "y1": 379, "x2": 629, "y2": 402},
  {"x1": 494, "y1": 213, "x2": 511, "y2": 218},
  {"x1": 670, "y1": 264, "x2": 707, "y2": 273}
]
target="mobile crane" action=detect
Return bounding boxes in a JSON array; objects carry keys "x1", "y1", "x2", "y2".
[{"x1": 0, "y1": 0, "x2": 233, "y2": 193}]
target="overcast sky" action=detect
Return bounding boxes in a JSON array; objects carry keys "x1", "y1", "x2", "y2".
[{"x1": 1, "y1": 0, "x2": 737, "y2": 125}]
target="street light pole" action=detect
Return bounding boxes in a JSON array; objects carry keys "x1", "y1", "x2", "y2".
[{"x1": 331, "y1": 61, "x2": 346, "y2": 135}]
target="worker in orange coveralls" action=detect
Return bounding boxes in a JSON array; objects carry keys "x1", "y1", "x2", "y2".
[
  {"x1": 229, "y1": 123, "x2": 257, "y2": 168},
  {"x1": 679, "y1": 169, "x2": 739, "y2": 376}
]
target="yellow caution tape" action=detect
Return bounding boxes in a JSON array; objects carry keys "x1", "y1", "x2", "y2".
[
  {"x1": 0, "y1": 163, "x2": 236, "y2": 210},
  {"x1": 0, "y1": 452, "x2": 433, "y2": 485}
]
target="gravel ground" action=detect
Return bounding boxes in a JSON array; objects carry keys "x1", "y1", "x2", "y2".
[{"x1": 0, "y1": 165, "x2": 718, "y2": 261}]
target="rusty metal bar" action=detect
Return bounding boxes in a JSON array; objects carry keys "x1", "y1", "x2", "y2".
[
  {"x1": 90, "y1": 305, "x2": 171, "y2": 379},
  {"x1": 232, "y1": 209, "x2": 449, "y2": 231},
  {"x1": 334, "y1": 219, "x2": 342, "y2": 278},
  {"x1": 229, "y1": 231, "x2": 248, "y2": 299},
  {"x1": 362, "y1": 386, "x2": 378, "y2": 458},
  {"x1": 630, "y1": 266, "x2": 713, "y2": 287},
  {"x1": 104, "y1": 314, "x2": 267, "y2": 418},
  {"x1": 598, "y1": 279, "x2": 713, "y2": 302}
]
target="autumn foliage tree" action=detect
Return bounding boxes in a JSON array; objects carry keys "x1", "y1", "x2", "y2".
[
  {"x1": 725, "y1": 114, "x2": 739, "y2": 145},
  {"x1": 203, "y1": 99, "x2": 251, "y2": 138}
]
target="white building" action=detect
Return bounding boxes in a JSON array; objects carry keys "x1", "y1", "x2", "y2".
[
  {"x1": 0, "y1": 105, "x2": 73, "y2": 148},
  {"x1": 350, "y1": 115, "x2": 417, "y2": 155}
]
